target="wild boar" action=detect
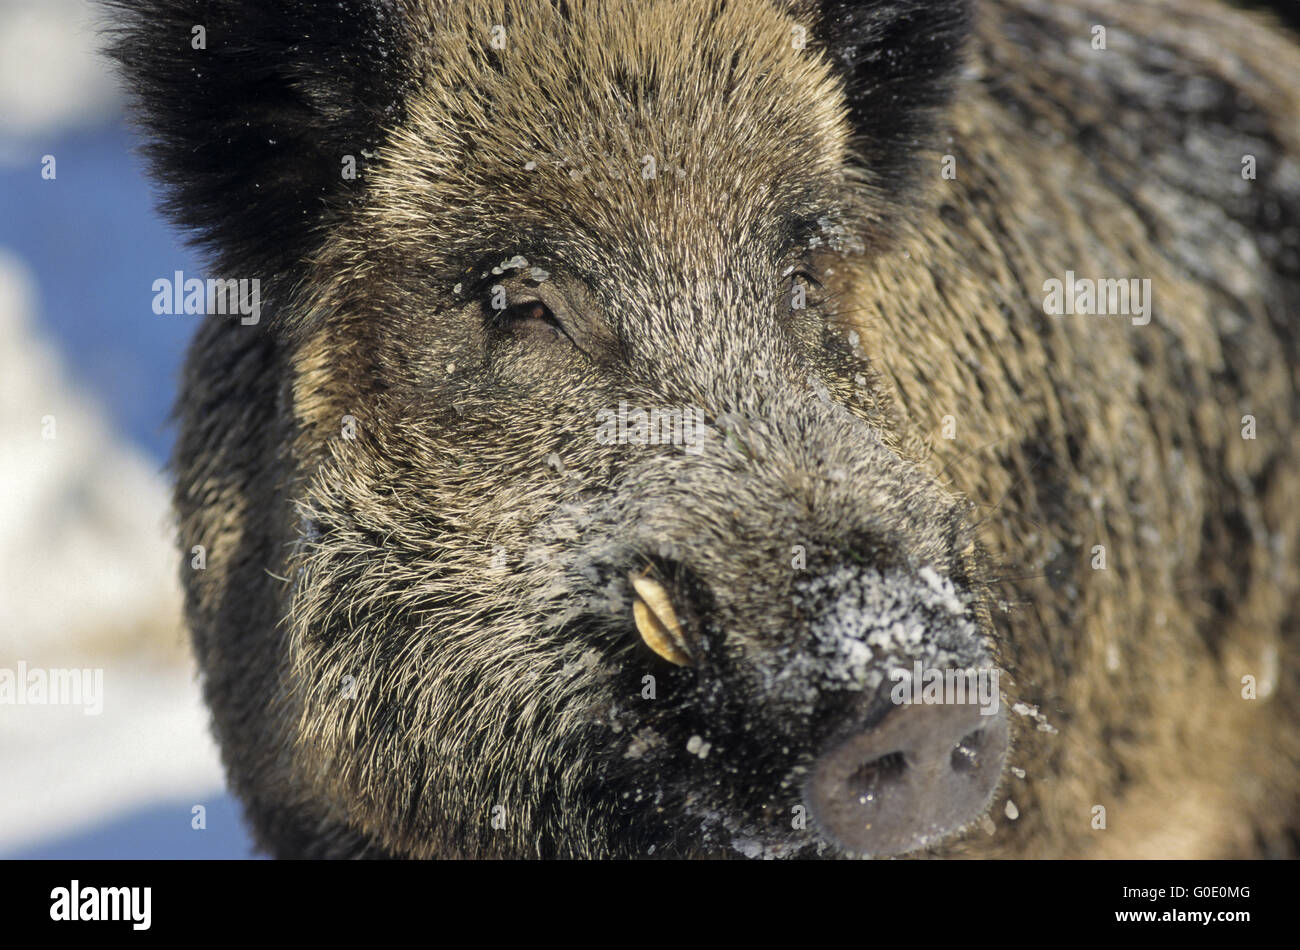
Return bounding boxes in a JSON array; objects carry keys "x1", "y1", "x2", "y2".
[{"x1": 105, "y1": 0, "x2": 1300, "y2": 857}]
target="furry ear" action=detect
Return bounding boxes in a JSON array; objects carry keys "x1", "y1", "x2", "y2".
[
  {"x1": 103, "y1": 0, "x2": 414, "y2": 282},
  {"x1": 814, "y1": 0, "x2": 972, "y2": 198}
]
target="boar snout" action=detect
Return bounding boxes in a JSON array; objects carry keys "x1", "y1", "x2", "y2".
[
  {"x1": 806, "y1": 696, "x2": 1010, "y2": 856},
  {"x1": 550, "y1": 395, "x2": 1008, "y2": 856}
]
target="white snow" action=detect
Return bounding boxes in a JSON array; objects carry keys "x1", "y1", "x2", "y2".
[
  {"x1": 0, "y1": 250, "x2": 230, "y2": 856},
  {"x1": 0, "y1": 659, "x2": 226, "y2": 855}
]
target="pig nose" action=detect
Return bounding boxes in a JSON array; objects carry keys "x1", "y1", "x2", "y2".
[{"x1": 805, "y1": 700, "x2": 1009, "y2": 856}]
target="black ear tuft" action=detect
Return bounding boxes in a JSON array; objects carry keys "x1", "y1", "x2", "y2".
[
  {"x1": 103, "y1": 0, "x2": 414, "y2": 282},
  {"x1": 817, "y1": 0, "x2": 972, "y2": 196}
]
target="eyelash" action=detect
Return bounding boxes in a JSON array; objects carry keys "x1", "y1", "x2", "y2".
[{"x1": 791, "y1": 268, "x2": 824, "y2": 291}]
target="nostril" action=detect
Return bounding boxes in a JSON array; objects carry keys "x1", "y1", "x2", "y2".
[
  {"x1": 805, "y1": 704, "x2": 1009, "y2": 856},
  {"x1": 950, "y1": 728, "x2": 987, "y2": 773},
  {"x1": 846, "y1": 750, "x2": 906, "y2": 803}
]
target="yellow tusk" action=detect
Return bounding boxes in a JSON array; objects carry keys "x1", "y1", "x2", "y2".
[{"x1": 630, "y1": 573, "x2": 692, "y2": 666}]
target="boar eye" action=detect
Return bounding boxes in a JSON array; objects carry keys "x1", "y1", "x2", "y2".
[
  {"x1": 786, "y1": 268, "x2": 825, "y2": 312},
  {"x1": 791, "y1": 268, "x2": 824, "y2": 292},
  {"x1": 487, "y1": 298, "x2": 565, "y2": 337}
]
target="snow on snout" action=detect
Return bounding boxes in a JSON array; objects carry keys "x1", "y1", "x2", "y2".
[{"x1": 787, "y1": 565, "x2": 981, "y2": 700}]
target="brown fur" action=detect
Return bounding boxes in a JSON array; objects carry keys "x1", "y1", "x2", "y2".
[{"x1": 109, "y1": 0, "x2": 1299, "y2": 857}]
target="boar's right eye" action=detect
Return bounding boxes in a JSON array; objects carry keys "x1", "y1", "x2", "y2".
[
  {"x1": 485, "y1": 297, "x2": 567, "y2": 340},
  {"x1": 501, "y1": 299, "x2": 559, "y2": 327}
]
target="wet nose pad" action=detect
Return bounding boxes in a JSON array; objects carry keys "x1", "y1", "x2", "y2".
[{"x1": 804, "y1": 700, "x2": 1009, "y2": 856}]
